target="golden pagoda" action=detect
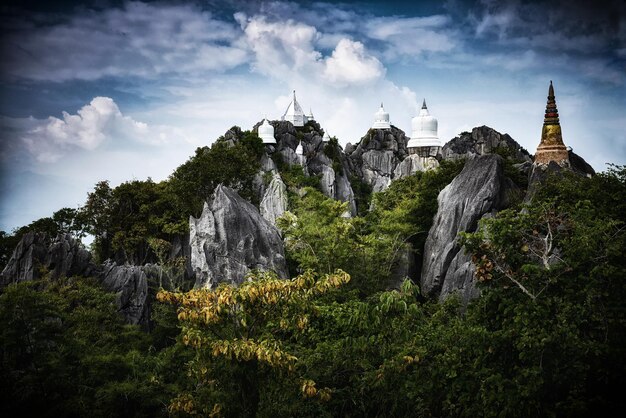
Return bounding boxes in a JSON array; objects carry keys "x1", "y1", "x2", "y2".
[{"x1": 534, "y1": 81, "x2": 570, "y2": 166}]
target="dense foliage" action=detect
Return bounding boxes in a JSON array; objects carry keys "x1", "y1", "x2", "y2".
[
  {"x1": 0, "y1": 129, "x2": 264, "y2": 266},
  {"x1": 1, "y1": 141, "x2": 624, "y2": 416},
  {"x1": 0, "y1": 277, "x2": 187, "y2": 417}
]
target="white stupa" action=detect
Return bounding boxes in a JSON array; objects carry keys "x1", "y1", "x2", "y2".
[
  {"x1": 258, "y1": 118, "x2": 276, "y2": 144},
  {"x1": 323, "y1": 131, "x2": 331, "y2": 142},
  {"x1": 306, "y1": 108, "x2": 315, "y2": 122},
  {"x1": 296, "y1": 141, "x2": 304, "y2": 155},
  {"x1": 407, "y1": 99, "x2": 440, "y2": 154},
  {"x1": 282, "y1": 90, "x2": 305, "y2": 127},
  {"x1": 372, "y1": 103, "x2": 391, "y2": 129}
]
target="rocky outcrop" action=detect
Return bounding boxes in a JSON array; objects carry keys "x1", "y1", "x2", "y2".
[
  {"x1": 394, "y1": 154, "x2": 439, "y2": 179},
  {"x1": 442, "y1": 126, "x2": 532, "y2": 162},
  {"x1": 525, "y1": 149, "x2": 595, "y2": 202},
  {"x1": 189, "y1": 184, "x2": 288, "y2": 288},
  {"x1": 421, "y1": 155, "x2": 515, "y2": 305},
  {"x1": 361, "y1": 150, "x2": 397, "y2": 192},
  {"x1": 1, "y1": 232, "x2": 95, "y2": 285},
  {"x1": 45, "y1": 234, "x2": 94, "y2": 280},
  {"x1": 568, "y1": 149, "x2": 595, "y2": 177},
  {"x1": 100, "y1": 261, "x2": 149, "y2": 326},
  {"x1": 348, "y1": 127, "x2": 411, "y2": 193},
  {"x1": 260, "y1": 174, "x2": 288, "y2": 225},
  {"x1": 1, "y1": 232, "x2": 48, "y2": 285}
]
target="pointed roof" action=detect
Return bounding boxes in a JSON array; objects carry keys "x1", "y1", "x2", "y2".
[
  {"x1": 422, "y1": 99, "x2": 427, "y2": 109},
  {"x1": 282, "y1": 90, "x2": 305, "y2": 126},
  {"x1": 535, "y1": 80, "x2": 569, "y2": 165},
  {"x1": 543, "y1": 80, "x2": 559, "y2": 125}
]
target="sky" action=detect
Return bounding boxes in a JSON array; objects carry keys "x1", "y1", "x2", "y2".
[{"x1": 0, "y1": 0, "x2": 625, "y2": 232}]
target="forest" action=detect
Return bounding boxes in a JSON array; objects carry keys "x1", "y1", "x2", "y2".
[{"x1": 1, "y1": 129, "x2": 625, "y2": 417}]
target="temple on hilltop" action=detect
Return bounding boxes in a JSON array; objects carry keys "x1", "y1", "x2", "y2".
[
  {"x1": 407, "y1": 99, "x2": 441, "y2": 157},
  {"x1": 282, "y1": 90, "x2": 314, "y2": 127},
  {"x1": 534, "y1": 81, "x2": 570, "y2": 166},
  {"x1": 372, "y1": 103, "x2": 391, "y2": 129}
]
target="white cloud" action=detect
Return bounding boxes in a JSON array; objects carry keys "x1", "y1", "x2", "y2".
[
  {"x1": 323, "y1": 39, "x2": 385, "y2": 85},
  {"x1": 235, "y1": 13, "x2": 322, "y2": 77},
  {"x1": 2, "y1": 2, "x2": 248, "y2": 81},
  {"x1": 11, "y1": 97, "x2": 189, "y2": 162},
  {"x1": 237, "y1": 13, "x2": 385, "y2": 88}
]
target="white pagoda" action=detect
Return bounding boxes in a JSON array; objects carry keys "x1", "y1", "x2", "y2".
[
  {"x1": 407, "y1": 99, "x2": 441, "y2": 156},
  {"x1": 258, "y1": 119, "x2": 276, "y2": 144},
  {"x1": 372, "y1": 103, "x2": 391, "y2": 129}
]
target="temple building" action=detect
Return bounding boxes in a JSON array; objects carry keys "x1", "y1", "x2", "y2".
[
  {"x1": 372, "y1": 103, "x2": 391, "y2": 129},
  {"x1": 282, "y1": 90, "x2": 313, "y2": 127},
  {"x1": 534, "y1": 81, "x2": 570, "y2": 166},
  {"x1": 258, "y1": 119, "x2": 276, "y2": 144},
  {"x1": 407, "y1": 99, "x2": 441, "y2": 156}
]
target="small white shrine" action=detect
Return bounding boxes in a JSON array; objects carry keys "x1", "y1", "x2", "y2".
[
  {"x1": 372, "y1": 103, "x2": 391, "y2": 129},
  {"x1": 258, "y1": 119, "x2": 276, "y2": 144}
]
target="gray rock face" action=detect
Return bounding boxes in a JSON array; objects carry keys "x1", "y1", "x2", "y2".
[
  {"x1": 421, "y1": 155, "x2": 514, "y2": 305},
  {"x1": 442, "y1": 126, "x2": 532, "y2": 162},
  {"x1": 45, "y1": 234, "x2": 94, "y2": 280},
  {"x1": 335, "y1": 171, "x2": 358, "y2": 215},
  {"x1": 189, "y1": 184, "x2": 289, "y2": 288},
  {"x1": 394, "y1": 154, "x2": 439, "y2": 179},
  {"x1": 568, "y1": 149, "x2": 595, "y2": 177},
  {"x1": 1, "y1": 232, "x2": 48, "y2": 285},
  {"x1": 260, "y1": 174, "x2": 288, "y2": 225},
  {"x1": 279, "y1": 147, "x2": 300, "y2": 167},
  {"x1": 319, "y1": 165, "x2": 336, "y2": 198},
  {"x1": 1, "y1": 232, "x2": 95, "y2": 285},
  {"x1": 348, "y1": 126, "x2": 417, "y2": 193},
  {"x1": 100, "y1": 261, "x2": 149, "y2": 326}
]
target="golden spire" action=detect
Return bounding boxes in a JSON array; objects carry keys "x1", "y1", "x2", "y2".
[{"x1": 534, "y1": 81, "x2": 570, "y2": 166}]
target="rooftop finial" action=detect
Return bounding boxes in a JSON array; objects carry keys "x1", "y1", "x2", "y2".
[
  {"x1": 422, "y1": 99, "x2": 427, "y2": 109},
  {"x1": 548, "y1": 80, "x2": 554, "y2": 98}
]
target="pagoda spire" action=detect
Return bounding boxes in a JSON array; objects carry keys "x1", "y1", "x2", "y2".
[
  {"x1": 422, "y1": 99, "x2": 427, "y2": 109},
  {"x1": 534, "y1": 81, "x2": 569, "y2": 166}
]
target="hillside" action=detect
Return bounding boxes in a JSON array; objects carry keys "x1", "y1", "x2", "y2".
[{"x1": 0, "y1": 120, "x2": 624, "y2": 417}]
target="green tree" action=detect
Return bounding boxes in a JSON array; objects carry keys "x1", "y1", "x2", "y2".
[{"x1": 158, "y1": 270, "x2": 349, "y2": 417}]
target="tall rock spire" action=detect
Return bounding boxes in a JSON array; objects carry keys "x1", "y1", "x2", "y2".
[{"x1": 534, "y1": 81, "x2": 569, "y2": 166}]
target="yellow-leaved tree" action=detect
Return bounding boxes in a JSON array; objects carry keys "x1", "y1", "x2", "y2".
[{"x1": 157, "y1": 269, "x2": 350, "y2": 417}]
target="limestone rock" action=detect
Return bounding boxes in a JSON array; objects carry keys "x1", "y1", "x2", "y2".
[
  {"x1": 319, "y1": 165, "x2": 336, "y2": 199},
  {"x1": 568, "y1": 149, "x2": 595, "y2": 177},
  {"x1": 100, "y1": 261, "x2": 149, "y2": 326},
  {"x1": 279, "y1": 147, "x2": 300, "y2": 167},
  {"x1": 421, "y1": 155, "x2": 514, "y2": 305},
  {"x1": 1, "y1": 232, "x2": 95, "y2": 285},
  {"x1": 360, "y1": 150, "x2": 397, "y2": 193},
  {"x1": 442, "y1": 126, "x2": 531, "y2": 162},
  {"x1": 348, "y1": 126, "x2": 410, "y2": 193},
  {"x1": 335, "y1": 171, "x2": 357, "y2": 216},
  {"x1": 260, "y1": 153, "x2": 277, "y2": 173},
  {"x1": 0, "y1": 232, "x2": 49, "y2": 285},
  {"x1": 189, "y1": 184, "x2": 288, "y2": 288},
  {"x1": 260, "y1": 174, "x2": 288, "y2": 225},
  {"x1": 394, "y1": 154, "x2": 439, "y2": 179},
  {"x1": 45, "y1": 233, "x2": 94, "y2": 280}
]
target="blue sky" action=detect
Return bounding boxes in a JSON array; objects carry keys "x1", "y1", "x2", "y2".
[{"x1": 1, "y1": 0, "x2": 625, "y2": 232}]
